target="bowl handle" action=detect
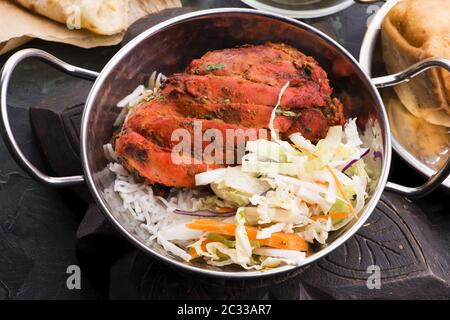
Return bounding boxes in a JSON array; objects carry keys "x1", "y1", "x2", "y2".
[
  {"x1": 371, "y1": 57, "x2": 450, "y2": 88},
  {"x1": 385, "y1": 156, "x2": 450, "y2": 198},
  {"x1": 0, "y1": 49, "x2": 99, "y2": 187},
  {"x1": 371, "y1": 57, "x2": 450, "y2": 198}
]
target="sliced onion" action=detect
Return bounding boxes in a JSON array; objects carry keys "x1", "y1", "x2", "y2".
[
  {"x1": 117, "y1": 85, "x2": 145, "y2": 108},
  {"x1": 174, "y1": 209, "x2": 236, "y2": 217},
  {"x1": 342, "y1": 148, "x2": 370, "y2": 172},
  {"x1": 260, "y1": 188, "x2": 274, "y2": 197},
  {"x1": 373, "y1": 150, "x2": 382, "y2": 160},
  {"x1": 113, "y1": 107, "x2": 130, "y2": 128}
]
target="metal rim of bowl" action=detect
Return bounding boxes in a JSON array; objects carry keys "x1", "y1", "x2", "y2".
[
  {"x1": 80, "y1": 8, "x2": 391, "y2": 278},
  {"x1": 240, "y1": 0, "x2": 355, "y2": 18},
  {"x1": 358, "y1": 0, "x2": 450, "y2": 190}
]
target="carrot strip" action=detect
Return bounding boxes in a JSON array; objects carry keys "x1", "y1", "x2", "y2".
[
  {"x1": 188, "y1": 248, "x2": 200, "y2": 259},
  {"x1": 292, "y1": 144, "x2": 319, "y2": 158},
  {"x1": 216, "y1": 207, "x2": 236, "y2": 213},
  {"x1": 187, "y1": 219, "x2": 235, "y2": 235},
  {"x1": 186, "y1": 219, "x2": 308, "y2": 252},
  {"x1": 188, "y1": 239, "x2": 214, "y2": 260},
  {"x1": 311, "y1": 211, "x2": 348, "y2": 221}
]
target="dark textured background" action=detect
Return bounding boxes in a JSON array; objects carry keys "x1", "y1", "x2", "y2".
[{"x1": 0, "y1": 0, "x2": 448, "y2": 300}]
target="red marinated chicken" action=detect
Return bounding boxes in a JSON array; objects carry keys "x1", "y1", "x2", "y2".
[{"x1": 115, "y1": 43, "x2": 345, "y2": 188}]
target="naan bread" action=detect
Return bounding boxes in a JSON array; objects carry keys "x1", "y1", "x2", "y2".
[
  {"x1": 13, "y1": 0, "x2": 128, "y2": 35},
  {"x1": 381, "y1": 0, "x2": 450, "y2": 127}
]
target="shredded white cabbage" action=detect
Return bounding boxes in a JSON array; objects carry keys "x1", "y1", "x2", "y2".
[
  {"x1": 254, "y1": 248, "x2": 306, "y2": 264},
  {"x1": 209, "y1": 166, "x2": 270, "y2": 207},
  {"x1": 234, "y1": 208, "x2": 253, "y2": 265},
  {"x1": 299, "y1": 218, "x2": 333, "y2": 244},
  {"x1": 256, "y1": 222, "x2": 286, "y2": 239},
  {"x1": 195, "y1": 168, "x2": 227, "y2": 186},
  {"x1": 157, "y1": 233, "x2": 192, "y2": 262},
  {"x1": 188, "y1": 117, "x2": 370, "y2": 268}
]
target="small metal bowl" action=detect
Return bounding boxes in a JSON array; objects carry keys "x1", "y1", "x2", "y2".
[
  {"x1": 359, "y1": 0, "x2": 450, "y2": 190},
  {"x1": 2, "y1": 8, "x2": 450, "y2": 278}
]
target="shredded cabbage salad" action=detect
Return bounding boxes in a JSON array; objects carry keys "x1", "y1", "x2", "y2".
[
  {"x1": 185, "y1": 117, "x2": 370, "y2": 270},
  {"x1": 176, "y1": 83, "x2": 371, "y2": 270},
  {"x1": 109, "y1": 78, "x2": 372, "y2": 271}
]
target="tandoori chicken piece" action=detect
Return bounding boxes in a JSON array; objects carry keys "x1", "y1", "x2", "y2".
[
  {"x1": 169, "y1": 101, "x2": 293, "y2": 132},
  {"x1": 126, "y1": 99, "x2": 293, "y2": 132},
  {"x1": 115, "y1": 43, "x2": 346, "y2": 188},
  {"x1": 124, "y1": 105, "x2": 268, "y2": 162},
  {"x1": 115, "y1": 131, "x2": 223, "y2": 188},
  {"x1": 123, "y1": 93, "x2": 337, "y2": 150},
  {"x1": 163, "y1": 74, "x2": 329, "y2": 110},
  {"x1": 186, "y1": 42, "x2": 331, "y2": 97}
]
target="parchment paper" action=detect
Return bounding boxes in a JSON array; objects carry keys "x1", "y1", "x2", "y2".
[{"x1": 0, "y1": 0, "x2": 181, "y2": 55}]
